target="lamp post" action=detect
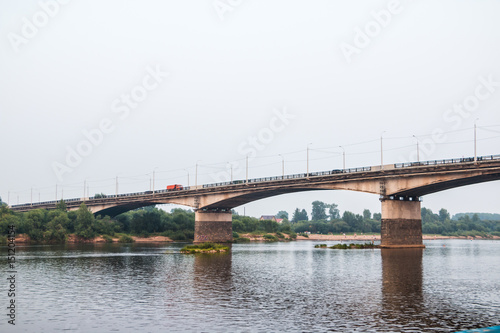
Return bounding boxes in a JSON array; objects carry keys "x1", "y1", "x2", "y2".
[
  {"x1": 412, "y1": 135, "x2": 420, "y2": 162},
  {"x1": 184, "y1": 169, "x2": 190, "y2": 186},
  {"x1": 380, "y1": 131, "x2": 386, "y2": 169},
  {"x1": 246, "y1": 156, "x2": 249, "y2": 184},
  {"x1": 339, "y1": 146, "x2": 345, "y2": 170},
  {"x1": 474, "y1": 118, "x2": 479, "y2": 163},
  {"x1": 279, "y1": 154, "x2": 284, "y2": 177},
  {"x1": 152, "y1": 167, "x2": 159, "y2": 195},
  {"x1": 307, "y1": 143, "x2": 312, "y2": 177},
  {"x1": 226, "y1": 163, "x2": 233, "y2": 183}
]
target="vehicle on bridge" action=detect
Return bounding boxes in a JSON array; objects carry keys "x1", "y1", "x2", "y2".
[{"x1": 166, "y1": 184, "x2": 183, "y2": 191}]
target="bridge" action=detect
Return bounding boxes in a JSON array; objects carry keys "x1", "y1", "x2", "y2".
[{"x1": 10, "y1": 154, "x2": 500, "y2": 248}]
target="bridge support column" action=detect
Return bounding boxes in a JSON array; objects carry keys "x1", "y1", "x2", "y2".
[
  {"x1": 381, "y1": 199, "x2": 424, "y2": 248},
  {"x1": 194, "y1": 210, "x2": 233, "y2": 243}
]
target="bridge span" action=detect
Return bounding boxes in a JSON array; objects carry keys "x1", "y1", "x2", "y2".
[{"x1": 10, "y1": 154, "x2": 500, "y2": 248}]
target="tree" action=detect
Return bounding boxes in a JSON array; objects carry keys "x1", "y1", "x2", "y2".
[
  {"x1": 373, "y1": 212, "x2": 381, "y2": 221},
  {"x1": 75, "y1": 203, "x2": 95, "y2": 239},
  {"x1": 363, "y1": 209, "x2": 371, "y2": 220},
  {"x1": 56, "y1": 199, "x2": 67, "y2": 211},
  {"x1": 299, "y1": 209, "x2": 309, "y2": 221},
  {"x1": 439, "y1": 208, "x2": 450, "y2": 222},
  {"x1": 311, "y1": 201, "x2": 328, "y2": 221},
  {"x1": 276, "y1": 210, "x2": 289, "y2": 220},
  {"x1": 328, "y1": 203, "x2": 340, "y2": 220},
  {"x1": 291, "y1": 208, "x2": 301, "y2": 223}
]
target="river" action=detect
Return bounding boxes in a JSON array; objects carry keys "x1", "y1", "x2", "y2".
[{"x1": 2, "y1": 239, "x2": 499, "y2": 332}]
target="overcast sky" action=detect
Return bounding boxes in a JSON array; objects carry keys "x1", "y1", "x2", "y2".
[{"x1": 1, "y1": 0, "x2": 500, "y2": 218}]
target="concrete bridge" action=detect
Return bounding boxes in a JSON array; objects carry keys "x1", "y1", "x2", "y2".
[{"x1": 11, "y1": 154, "x2": 500, "y2": 248}]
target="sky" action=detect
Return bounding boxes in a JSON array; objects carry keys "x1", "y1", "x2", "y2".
[{"x1": 1, "y1": 0, "x2": 500, "y2": 219}]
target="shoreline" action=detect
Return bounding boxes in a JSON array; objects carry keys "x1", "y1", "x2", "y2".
[{"x1": 12, "y1": 233, "x2": 500, "y2": 244}]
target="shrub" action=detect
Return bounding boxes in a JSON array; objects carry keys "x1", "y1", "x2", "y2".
[
  {"x1": 102, "y1": 235, "x2": 114, "y2": 243},
  {"x1": 118, "y1": 235, "x2": 135, "y2": 243},
  {"x1": 288, "y1": 232, "x2": 297, "y2": 240},
  {"x1": 275, "y1": 232, "x2": 285, "y2": 239},
  {"x1": 233, "y1": 237, "x2": 250, "y2": 243},
  {"x1": 298, "y1": 232, "x2": 309, "y2": 238},
  {"x1": 180, "y1": 242, "x2": 229, "y2": 253},
  {"x1": 263, "y1": 234, "x2": 278, "y2": 241},
  {"x1": 314, "y1": 244, "x2": 327, "y2": 248},
  {"x1": 233, "y1": 231, "x2": 240, "y2": 238}
]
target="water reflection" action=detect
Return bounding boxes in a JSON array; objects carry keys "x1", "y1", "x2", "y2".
[
  {"x1": 381, "y1": 248, "x2": 425, "y2": 329},
  {"x1": 193, "y1": 250, "x2": 233, "y2": 298}
]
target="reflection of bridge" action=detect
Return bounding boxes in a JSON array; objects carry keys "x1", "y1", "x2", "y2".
[{"x1": 11, "y1": 155, "x2": 500, "y2": 248}]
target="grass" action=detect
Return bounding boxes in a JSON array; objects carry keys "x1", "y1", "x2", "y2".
[
  {"x1": 118, "y1": 235, "x2": 135, "y2": 243},
  {"x1": 180, "y1": 242, "x2": 229, "y2": 254},
  {"x1": 233, "y1": 237, "x2": 250, "y2": 243},
  {"x1": 263, "y1": 234, "x2": 279, "y2": 242},
  {"x1": 329, "y1": 242, "x2": 379, "y2": 249},
  {"x1": 102, "y1": 235, "x2": 114, "y2": 243}
]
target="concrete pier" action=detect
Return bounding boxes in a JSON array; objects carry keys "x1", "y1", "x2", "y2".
[
  {"x1": 381, "y1": 199, "x2": 425, "y2": 248},
  {"x1": 194, "y1": 210, "x2": 233, "y2": 243}
]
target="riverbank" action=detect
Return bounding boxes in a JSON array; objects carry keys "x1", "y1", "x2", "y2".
[
  {"x1": 239, "y1": 233, "x2": 500, "y2": 242},
  {"x1": 12, "y1": 233, "x2": 500, "y2": 244},
  {"x1": 13, "y1": 233, "x2": 173, "y2": 244}
]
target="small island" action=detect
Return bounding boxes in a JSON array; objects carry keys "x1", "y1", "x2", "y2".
[
  {"x1": 315, "y1": 242, "x2": 379, "y2": 249},
  {"x1": 180, "y1": 242, "x2": 229, "y2": 254}
]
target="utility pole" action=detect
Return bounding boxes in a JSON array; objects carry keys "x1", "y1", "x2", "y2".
[
  {"x1": 339, "y1": 146, "x2": 345, "y2": 170},
  {"x1": 307, "y1": 143, "x2": 312, "y2": 177},
  {"x1": 279, "y1": 154, "x2": 284, "y2": 177},
  {"x1": 115, "y1": 177, "x2": 118, "y2": 198},
  {"x1": 246, "y1": 155, "x2": 249, "y2": 184},
  {"x1": 195, "y1": 163, "x2": 198, "y2": 187},
  {"x1": 380, "y1": 131, "x2": 386, "y2": 170},
  {"x1": 474, "y1": 118, "x2": 479, "y2": 163},
  {"x1": 55, "y1": 185, "x2": 57, "y2": 202},
  {"x1": 84, "y1": 180, "x2": 86, "y2": 200},
  {"x1": 413, "y1": 135, "x2": 420, "y2": 162},
  {"x1": 31, "y1": 187, "x2": 33, "y2": 206}
]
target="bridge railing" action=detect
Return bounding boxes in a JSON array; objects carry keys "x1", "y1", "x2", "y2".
[
  {"x1": 10, "y1": 154, "x2": 500, "y2": 209},
  {"x1": 394, "y1": 154, "x2": 500, "y2": 168}
]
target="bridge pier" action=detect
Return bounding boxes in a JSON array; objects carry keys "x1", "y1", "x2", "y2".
[
  {"x1": 380, "y1": 199, "x2": 424, "y2": 248},
  {"x1": 194, "y1": 210, "x2": 233, "y2": 243}
]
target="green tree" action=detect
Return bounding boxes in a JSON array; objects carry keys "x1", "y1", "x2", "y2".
[
  {"x1": 56, "y1": 200, "x2": 67, "y2": 211},
  {"x1": 363, "y1": 209, "x2": 371, "y2": 220},
  {"x1": 75, "y1": 203, "x2": 95, "y2": 239},
  {"x1": 328, "y1": 203, "x2": 340, "y2": 220},
  {"x1": 373, "y1": 212, "x2": 381, "y2": 221},
  {"x1": 276, "y1": 210, "x2": 289, "y2": 220},
  {"x1": 439, "y1": 208, "x2": 450, "y2": 222},
  {"x1": 311, "y1": 201, "x2": 328, "y2": 221}
]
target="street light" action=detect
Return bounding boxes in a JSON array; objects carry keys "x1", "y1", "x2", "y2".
[
  {"x1": 226, "y1": 163, "x2": 233, "y2": 183},
  {"x1": 380, "y1": 131, "x2": 386, "y2": 169},
  {"x1": 474, "y1": 118, "x2": 479, "y2": 163},
  {"x1": 195, "y1": 161, "x2": 201, "y2": 187},
  {"x1": 152, "y1": 167, "x2": 159, "y2": 195},
  {"x1": 307, "y1": 143, "x2": 312, "y2": 177},
  {"x1": 184, "y1": 169, "x2": 190, "y2": 186},
  {"x1": 339, "y1": 146, "x2": 345, "y2": 170},
  {"x1": 279, "y1": 154, "x2": 284, "y2": 177},
  {"x1": 412, "y1": 135, "x2": 420, "y2": 162}
]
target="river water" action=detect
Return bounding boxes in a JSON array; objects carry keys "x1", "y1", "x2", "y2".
[{"x1": 2, "y1": 239, "x2": 500, "y2": 332}]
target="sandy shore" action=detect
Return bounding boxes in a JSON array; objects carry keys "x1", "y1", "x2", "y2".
[{"x1": 241, "y1": 233, "x2": 500, "y2": 242}]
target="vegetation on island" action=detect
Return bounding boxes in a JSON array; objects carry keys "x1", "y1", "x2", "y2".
[
  {"x1": 180, "y1": 242, "x2": 229, "y2": 254},
  {"x1": 329, "y1": 243, "x2": 379, "y2": 249}
]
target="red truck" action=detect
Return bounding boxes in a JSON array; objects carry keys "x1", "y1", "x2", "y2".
[{"x1": 166, "y1": 184, "x2": 183, "y2": 191}]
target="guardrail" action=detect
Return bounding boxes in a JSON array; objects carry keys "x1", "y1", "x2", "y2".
[{"x1": 10, "y1": 154, "x2": 500, "y2": 209}]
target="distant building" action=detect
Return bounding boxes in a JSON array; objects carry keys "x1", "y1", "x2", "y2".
[
  {"x1": 276, "y1": 218, "x2": 284, "y2": 224},
  {"x1": 259, "y1": 215, "x2": 276, "y2": 221}
]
